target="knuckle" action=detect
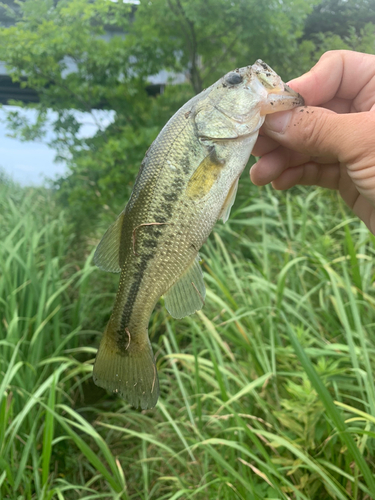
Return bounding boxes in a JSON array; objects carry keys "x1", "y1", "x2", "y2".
[
  {"x1": 342, "y1": 113, "x2": 375, "y2": 166},
  {"x1": 319, "y1": 49, "x2": 348, "y2": 63},
  {"x1": 319, "y1": 50, "x2": 335, "y2": 62}
]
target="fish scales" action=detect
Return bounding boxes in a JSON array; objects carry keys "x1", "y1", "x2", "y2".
[
  {"x1": 111, "y1": 97, "x2": 210, "y2": 335},
  {"x1": 93, "y1": 60, "x2": 304, "y2": 409}
]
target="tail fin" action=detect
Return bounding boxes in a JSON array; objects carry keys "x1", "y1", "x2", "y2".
[{"x1": 93, "y1": 324, "x2": 160, "y2": 410}]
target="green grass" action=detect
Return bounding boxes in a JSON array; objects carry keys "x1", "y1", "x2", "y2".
[{"x1": 1, "y1": 177, "x2": 375, "y2": 499}]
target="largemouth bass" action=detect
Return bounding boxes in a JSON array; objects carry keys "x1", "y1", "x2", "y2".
[{"x1": 93, "y1": 60, "x2": 304, "y2": 409}]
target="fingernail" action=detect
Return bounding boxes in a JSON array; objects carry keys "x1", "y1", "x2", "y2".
[{"x1": 264, "y1": 110, "x2": 293, "y2": 134}]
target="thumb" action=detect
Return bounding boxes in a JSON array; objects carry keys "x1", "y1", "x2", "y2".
[{"x1": 262, "y1": 107, "x2": 375, "y2": 169}]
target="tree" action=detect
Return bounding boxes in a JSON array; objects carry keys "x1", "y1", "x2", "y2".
[
  {"x1": 303, "y1": 0, "x2": 375, "y2": 40},
  {"x1": 0, "y1": 0, "x2": 321, "y2": 231},
  {"x1": 301, "y1": 0, "x2": 375, "y2": 57},
  {"x1": 130, "y1": 0, "x2": 318, "y2": 94}
]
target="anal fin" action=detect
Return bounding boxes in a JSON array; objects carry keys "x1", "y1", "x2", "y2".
[{"x1": 164, "y1": 254, "x2": 206, "y2": 319}]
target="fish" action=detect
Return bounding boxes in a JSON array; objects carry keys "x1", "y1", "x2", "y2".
[{"x1": 93, "y1": 60, "x2": 304, "y2": 410}]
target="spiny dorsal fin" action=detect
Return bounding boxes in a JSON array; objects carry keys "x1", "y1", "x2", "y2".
[
  {"x1": 94, "y1": 210, "x2": 125, "y2": 273},
  {"x1": 164, "y1": 254, "x2": 206, "y2": 319},
  {"x1": 218, "y1": 177, "x2": 239, "y2": 223}
]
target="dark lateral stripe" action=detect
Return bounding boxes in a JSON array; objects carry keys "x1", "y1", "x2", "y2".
[
  {"x1": 117, "y1": 217, "x2": 170, "y2": 351},
  {"x1": 116, "y1": 166, "x2": 189, "y2": 350},
  {"x1": 118, "y1": 252, "x2": 154, "y2": 351}
]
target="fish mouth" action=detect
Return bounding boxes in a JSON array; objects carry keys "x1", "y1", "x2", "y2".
[{"x1": 261, "y1": 84, "x2": 304, "y2": 115}]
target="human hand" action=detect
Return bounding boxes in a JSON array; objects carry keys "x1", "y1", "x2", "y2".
[{"x1": 250, "y1": 50, "x2": 375, "y2": 234}]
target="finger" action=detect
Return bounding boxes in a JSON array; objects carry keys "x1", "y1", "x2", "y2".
[
  {"x1": 250, "y1": 146, "x2": 310, "y2": 186},
  {"x1": 252, "y1": 134, "x2": 280, "y2": 157},
  {"x1": 351, "y1": 195, "x2": 375, "y2": 234},
  {"x1": 271, "y1": 162, "x2": 340, "y2": 190},
  {"x1": 321, "y1": 97, "x2": 352, "y2": 114},
  {"x1": 269, "y1": 158, "x2": 375, "y2": 235},
  {"x1": 262, "y1": 106, "x2": 375, "y2": 168},
  {"x1": 336, "y1": 166, "x2": 375, "y2": 232},
  {"x1": 288, "y1": 50, "x2": 375, "y2": 111}
]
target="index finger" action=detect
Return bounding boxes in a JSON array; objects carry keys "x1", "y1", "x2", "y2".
[{"x1": 288, "y1": 50, "x2": 375, "y2": 111}]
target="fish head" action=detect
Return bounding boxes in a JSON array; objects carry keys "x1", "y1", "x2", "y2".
[{"x1": 195, "y1": 60, "x2": 304, "y2": 140}]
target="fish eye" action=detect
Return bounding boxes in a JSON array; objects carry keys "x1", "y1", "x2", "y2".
[{"x1": 225, "y1": 73, "x2": 243, "y2": 85}]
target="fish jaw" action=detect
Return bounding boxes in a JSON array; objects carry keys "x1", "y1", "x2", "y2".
[
  {"x1": 258, "y1": 82, "x2": 304, "y2": 115},
  {"x1": 250, "y1": 60, "x2": 304, "y2": 115}
]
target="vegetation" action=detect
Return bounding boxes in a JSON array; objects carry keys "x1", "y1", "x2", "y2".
[
  {"x1": 303, "y1": 0, "x2": 375, "y2": 40},
  {"x1": 0, "y1": 0, "x2": 374, "y2": 230},
  {"x1": 1, "y1": 0, "x2": 375, "y2": 498},
  {"x1": 2, "y1": 175, "x2": 375, "y2": 499}
]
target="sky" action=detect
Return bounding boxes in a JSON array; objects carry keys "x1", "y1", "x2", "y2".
[{"x1": 0, "y1": 107, "x2": 114, "y2": 186}]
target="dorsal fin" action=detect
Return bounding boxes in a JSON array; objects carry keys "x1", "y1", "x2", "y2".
[
  {"x1": 94, "y1": 210, "x2": 125, "y2": 273},
  {"x1": 164, "y1": 254, "x2": 206, "y2": 319}
]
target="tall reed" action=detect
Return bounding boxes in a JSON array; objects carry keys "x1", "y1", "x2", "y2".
[{"x1": 1, "y1": 179, "x2": 375, "y2": 499}]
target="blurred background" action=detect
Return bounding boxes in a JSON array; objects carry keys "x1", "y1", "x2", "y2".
[
  {"x1": 2, "y1": 1, "x2": 375, "y2": 499},
  {"x1": 1, "y1": 0, "x2": 375, "y2": 201}
]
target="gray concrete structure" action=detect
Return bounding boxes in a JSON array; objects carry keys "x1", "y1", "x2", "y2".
[{"x1": 0, "y1": 62, "x2": 39, "y2": 104}]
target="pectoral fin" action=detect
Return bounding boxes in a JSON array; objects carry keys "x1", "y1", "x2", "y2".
[
  {"x1": 94, "y1": 210, "x2": 125, "y2": 273},
  {"x1": 186, "y1": 148, "x2": 225, "y2": 200},
  {"x1": 164, "y1": 255, "x2": 206, "y2": 319},
  {"x1": 218, "y1": 177, "x2": 239, "y2": 223}
]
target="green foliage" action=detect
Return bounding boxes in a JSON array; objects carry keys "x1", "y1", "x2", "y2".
[
  {"x1": 304, "y1": 0, "x2": 375, "y2": 39},
  {"x1": 2, "y1": 5, "x2": 375, "y2": 497},
  {"x1": 131, "y1": 0, "x2": 317, "y2": 93},
  {"x1": 0, "y1": 0, "x2": 375, "y2": 232},
  {"x1": 0, "y1": 0, "x2": 175, "y2": 228},
  {"x1": 2, "y1": 182, "x2": 375, "y2": 499},
  {"x1": 302, "y1": 0, "x2": 375, "y2": 56},
  {"x1": 0, "y1": 0, "x2": 321, "y2": 230},
  {"x1": 310, "y1": 23, "x2": 375, "y2": 56}
]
